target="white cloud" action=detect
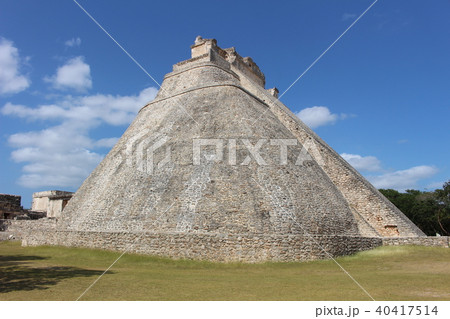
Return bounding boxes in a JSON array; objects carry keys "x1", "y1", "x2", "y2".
[
  {"x1": 13, "y1": 146, "x2": 103, "y2": 189},
  {"x1": 0, "y1": 37, "x2": 30, "y2": 95},
  {"x1": 44, "y1": 56, "x2": 92, "y2": 92},
  {"x1": 2, "y1": 102, "x2": 66, "y2": 120},
  {"x1": 65, "y1": 37, "x2": 81, "y2": 47},
  {"x1": 94, "y1": 137, "x2": 119, "y2": 148},
  {"x1": 341, "y1": 153, "x2": 382, "y2": 172},
  {"x1": 340, "y1": 152, "x2": 438, "y2": 191},
  {"x1": 367, "y1": 165, "x2": 438, "y2": 191},
  {"x1": 2, "y1": 86, "x2": 158, "y2": 188},
  {"x1": 3, "y1": 86, "x2": 157, "y2": 125},
  {"x1": 426, "y1": 181, "x2": 445, "y2": 191},
  {"x1": 342, "y1": 13, "x2": 357, "y2": 21},
  {"x1": 295, "y1": 106, "x2": 347, "y2": 128}
]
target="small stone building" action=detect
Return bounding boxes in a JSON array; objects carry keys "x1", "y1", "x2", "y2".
[
  {"x1": 0, "y1": 194, "x2": 24, "y2": 219},
  {"x1": 32, "y1": 191, "x2": 74, "y2": 218}
]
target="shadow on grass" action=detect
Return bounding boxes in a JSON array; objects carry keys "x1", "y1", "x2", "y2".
[{"x1": 0, "y1": 255, "x2": 110, "y2": 293}]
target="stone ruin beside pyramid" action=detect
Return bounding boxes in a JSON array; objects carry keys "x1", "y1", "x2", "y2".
[{"x1": 22, "y1": 37, "x2": 426, "y2": 262}]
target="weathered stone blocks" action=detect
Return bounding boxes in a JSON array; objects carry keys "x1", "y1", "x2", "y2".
[
  {"x1": 23, "y1": 229, "x2": 382, "y2": 262},
  {"x1": 17, "y1": 37, "x2": 428, "y2": 263}
]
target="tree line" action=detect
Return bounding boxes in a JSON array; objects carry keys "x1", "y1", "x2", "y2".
[{"x1": 379, "y1": 181, "x2": 450, "y2": 236}]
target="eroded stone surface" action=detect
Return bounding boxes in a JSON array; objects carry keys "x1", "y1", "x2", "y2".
[{"x1": 21, "y1": 37, "x2": 426, "y2": 262}]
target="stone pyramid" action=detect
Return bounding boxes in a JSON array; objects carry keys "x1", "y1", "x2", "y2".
[{"x1": 27, "y1": 37, "x2": 425, "y2": 262}]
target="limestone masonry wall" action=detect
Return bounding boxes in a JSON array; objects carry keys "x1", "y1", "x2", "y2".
[
  {"x1": 2, "y1": 219, "x2": 57, "y2": 239},
  {"x1": 0, "y1": 194, "x2": 23, "y2": 219},
  {"x1": 0, "y1": 194, "x2": 21, "y2": 207},
  {"x1": 23, "y1": 230, "x2": 382, "y2": 262},
  {"x1": 382, "y1": 236, "x2": 449, "y2": 247},
  {"x1": 233, "y1": 69, "x2": 425, "y2": 238},
  {"x1": 10, "y1": 37, "x2": 432, "y2": 263},
  {"x1": 31, "y1": 190, "x2": 73, "y2": 218}
]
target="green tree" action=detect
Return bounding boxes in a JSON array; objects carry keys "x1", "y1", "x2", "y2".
[
  {"x1": 379, "y1": 181, "x2": 450, "y2": 236},
  {"x1": 434, "y1": 181, "x2": 450, "y2": 235}
]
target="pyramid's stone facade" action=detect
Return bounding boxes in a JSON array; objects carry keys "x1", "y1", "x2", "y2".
[{"x1": 22, "y1": 37, "x2": 425, "y2": 262}]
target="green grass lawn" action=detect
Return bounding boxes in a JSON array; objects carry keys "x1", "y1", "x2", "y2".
[{"x1": 0, "y1": 241, "x2": 449, "y2": 301}]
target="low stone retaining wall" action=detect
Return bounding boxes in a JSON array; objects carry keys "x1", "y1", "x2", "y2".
[
  {"x1": 6, "y1": 221, "x2": 447, "y2": 262},
  {"x1": 382, "y1": 236, "x2": 449, "y2": 248},
  {"x1": 22, "y1": 230, "x2": 382, "y2": 262},
  {"x1": 0, "y1": 231, "x2": 15, "y2": 241},
  {"x1": 0, "y1": 219, "x2": 57, "y2": 240}
]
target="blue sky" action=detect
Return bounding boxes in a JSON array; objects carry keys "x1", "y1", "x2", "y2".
[{"x1": 1, "y1": 0, "x2": 449, "y2": 207}]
